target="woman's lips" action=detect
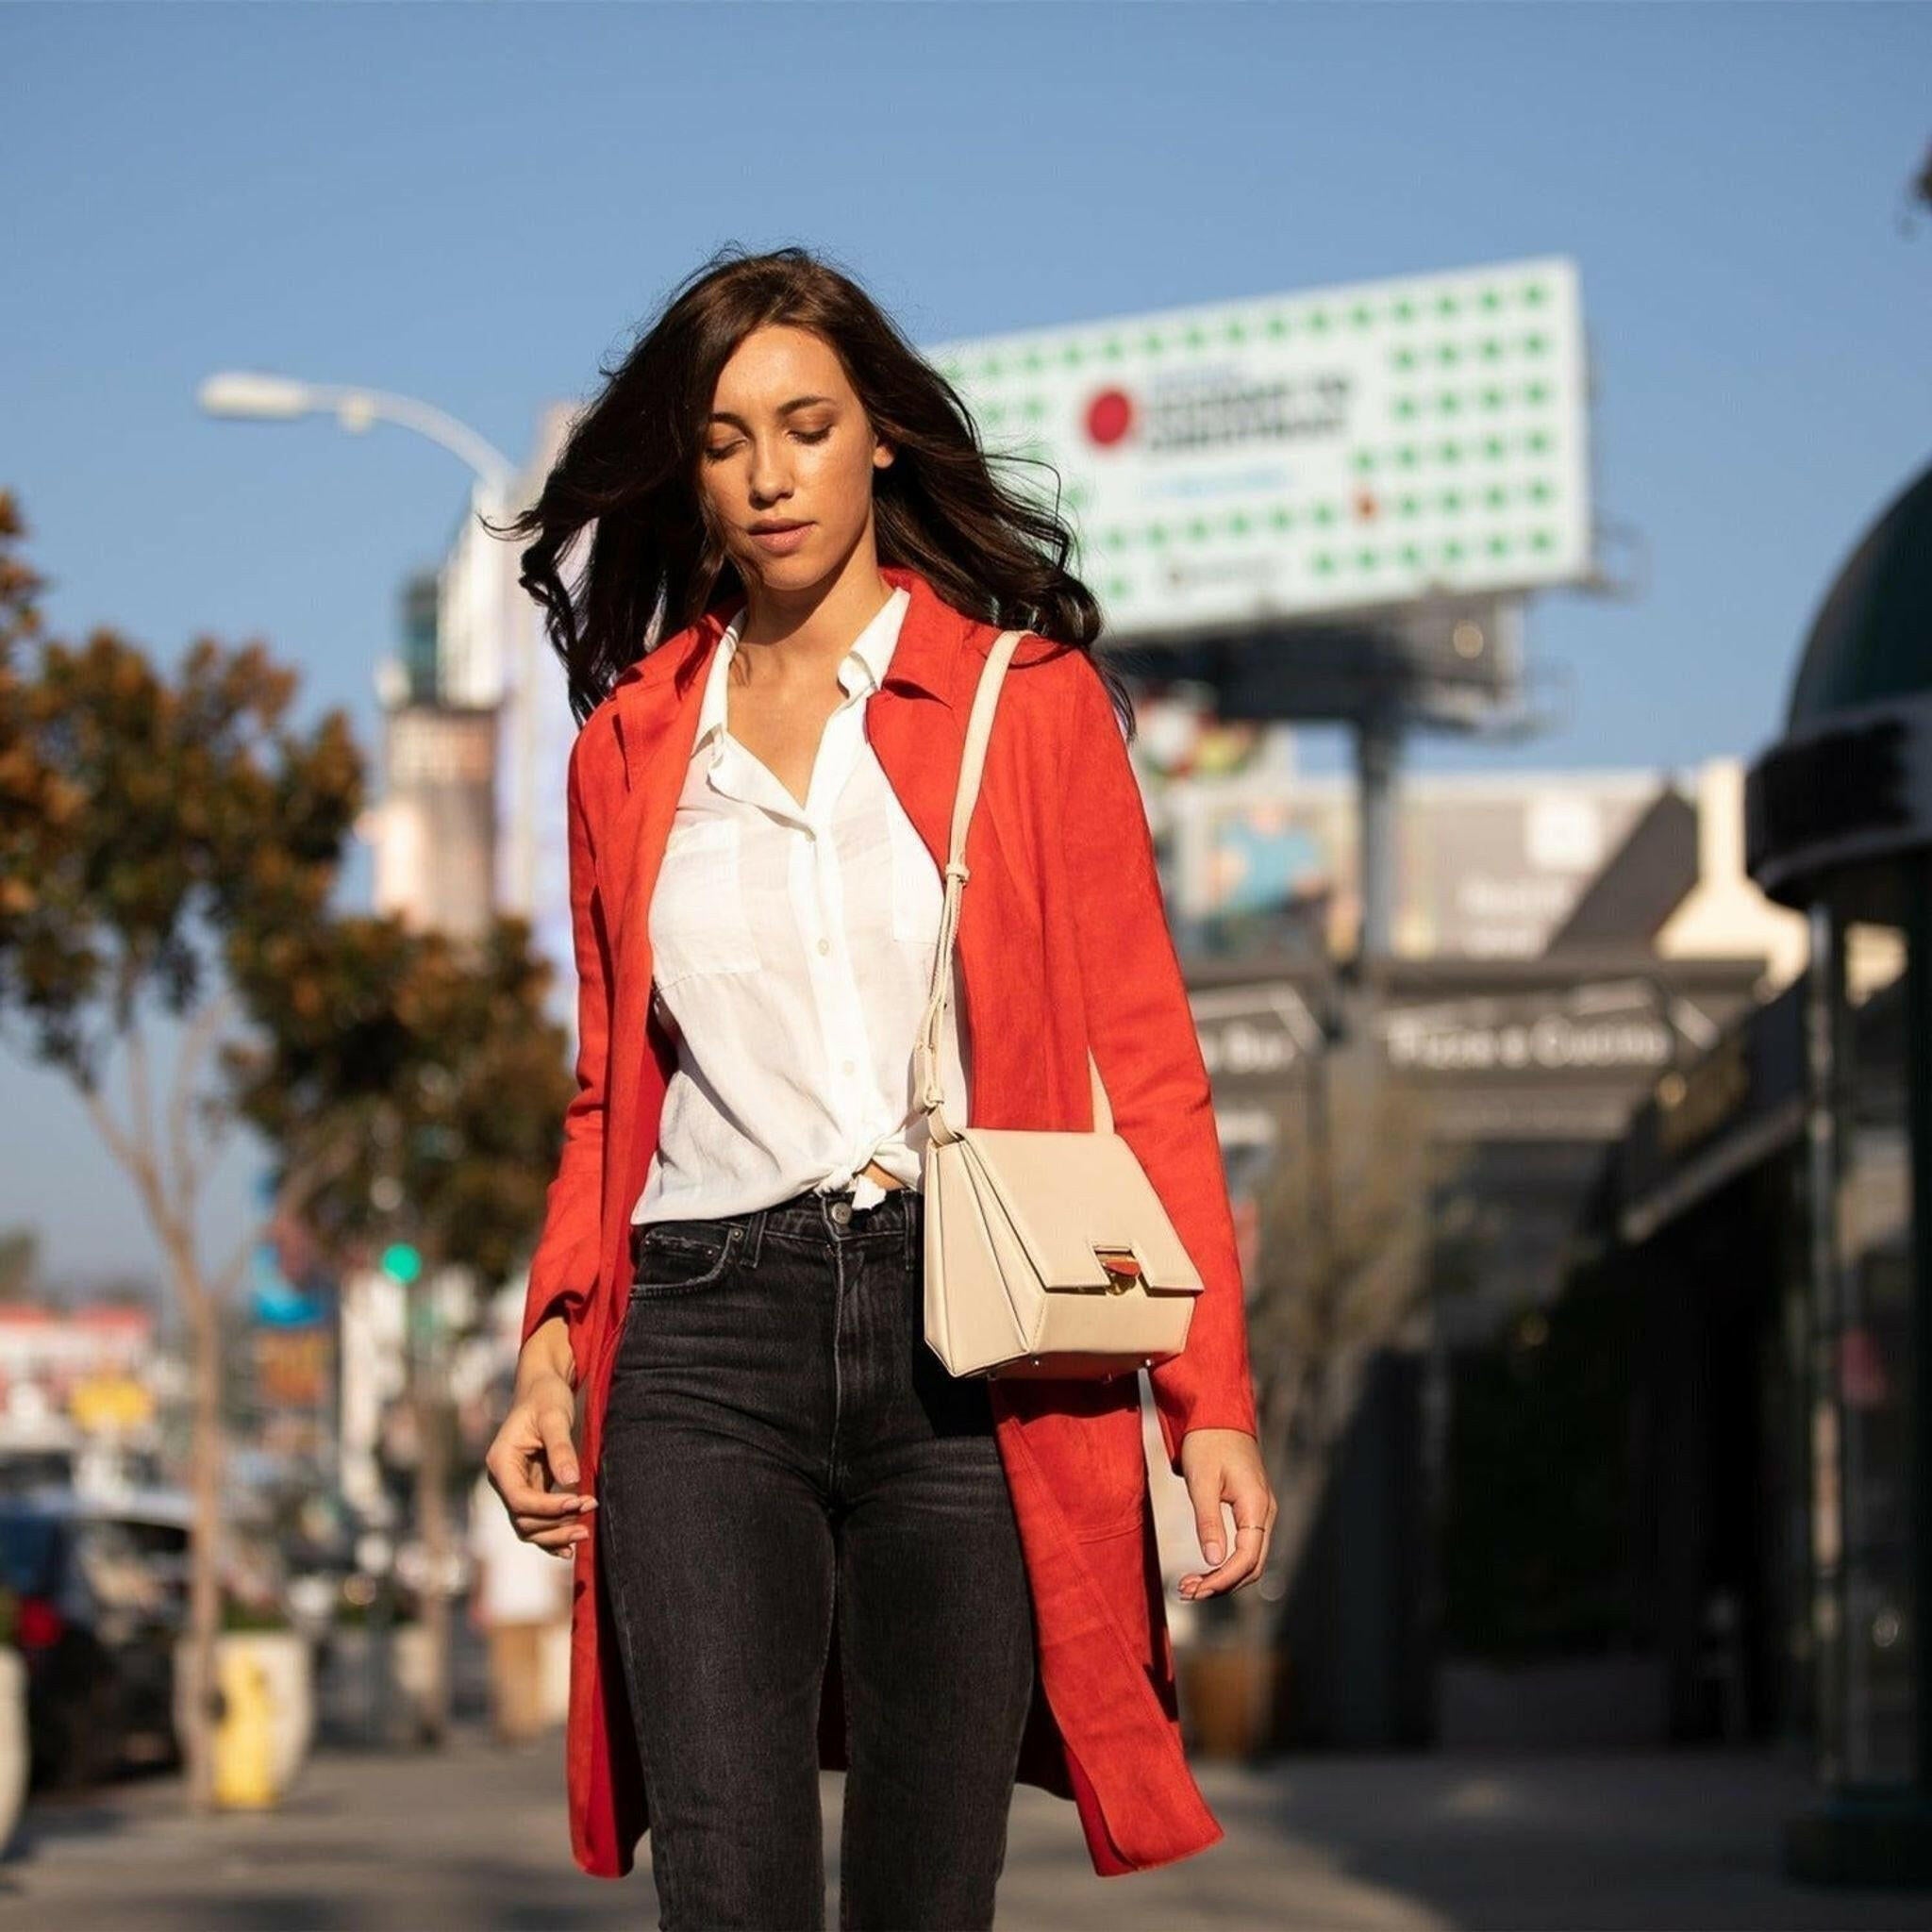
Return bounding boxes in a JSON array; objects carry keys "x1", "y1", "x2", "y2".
[{"x1": 748, "y1": 523, "x2": 812, "y2": 555}]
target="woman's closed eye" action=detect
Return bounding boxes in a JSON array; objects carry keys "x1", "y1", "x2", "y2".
[{"x1": 704, "y1": 426, "x2": 832, "y2": 463}]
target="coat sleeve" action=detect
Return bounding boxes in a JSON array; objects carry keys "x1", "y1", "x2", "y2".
[
  {"x1": 518, "y1": 730, "x2": 610, "y2": 1378},
  {"x1": 1058, "y1": 648, "x2": 1259, "y2": 1476}
]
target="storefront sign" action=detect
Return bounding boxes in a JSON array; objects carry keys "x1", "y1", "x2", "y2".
[{"x1": 1383, "y1": 1002, "x2": 1674, "y2": 1075}]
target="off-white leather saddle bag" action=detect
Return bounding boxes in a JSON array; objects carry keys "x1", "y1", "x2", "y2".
[{"x1": 916, "y1": 628, "x2": 1205, "y2": 1380}]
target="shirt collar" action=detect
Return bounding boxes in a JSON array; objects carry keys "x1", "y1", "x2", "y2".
[{"x1": 692, "y1": 584, "x2": 911, "y2": 757}]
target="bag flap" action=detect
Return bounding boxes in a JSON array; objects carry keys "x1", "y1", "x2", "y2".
[{"x1": 954, "y1": 1126, "x2": 1206, "y2": 1294}]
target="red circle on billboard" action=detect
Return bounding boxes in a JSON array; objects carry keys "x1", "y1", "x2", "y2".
[{"x1": 1086, "y1": 388, "x2": 1134, "y2": 447}]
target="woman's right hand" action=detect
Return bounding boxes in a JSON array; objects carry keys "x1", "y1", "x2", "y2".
[{"x1": 485, "y1": 1316, "x2": 597, "y2": 1559}]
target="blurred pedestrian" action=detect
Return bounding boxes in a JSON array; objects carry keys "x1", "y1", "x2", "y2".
[
  {"x1": 466, "y1": 1464, "x2": 567, "y2": 1745},
  {"x1": 484, "y1": 246, "x2": 1275, "y2": 1931}
]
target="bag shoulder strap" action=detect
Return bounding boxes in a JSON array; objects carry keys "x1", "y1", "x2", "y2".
[{"x1": 912, "y1": 628, "x2": 1114, "y2": 1136}]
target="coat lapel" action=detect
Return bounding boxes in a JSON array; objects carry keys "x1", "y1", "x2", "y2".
[
  {"x1": 605, "y1": 601, "x2": 730, "y2": 948},
  {"x1": 600, "y1": 563, "x2": 972, "y2": 950}
]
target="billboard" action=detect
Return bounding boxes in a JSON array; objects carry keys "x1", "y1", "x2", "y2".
[
  {"x1": 929, "y1": 256, "x2": 1591, "y2": 641},
  {"x1": 1162, "y1": 766, "x2": 1663, "y2": 958}
]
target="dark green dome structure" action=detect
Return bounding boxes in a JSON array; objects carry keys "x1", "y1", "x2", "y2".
[
  {"x1": 1788, "y1": 461, "x2": 1932, "y2": 728},
  {"x1": 1747, "y1": 455, "x2": 1932, "y2": 1889},
  {"x1": 1747, "y1": 458, "x2": 1932, "y2": 919}
]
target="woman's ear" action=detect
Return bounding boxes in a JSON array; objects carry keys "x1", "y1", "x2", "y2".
[{"x1": 873, "y1": 438, "x2": 895, "y2": 471}]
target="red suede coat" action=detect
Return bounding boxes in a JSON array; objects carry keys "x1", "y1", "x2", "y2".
[{"x1": 519, "y1": 562, "x2": 1260, "y2": 1881}]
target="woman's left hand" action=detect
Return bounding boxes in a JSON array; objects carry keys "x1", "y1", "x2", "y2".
[{"x1": 1174, "y1": 1428, "x2": 1276, "y2": 1601}]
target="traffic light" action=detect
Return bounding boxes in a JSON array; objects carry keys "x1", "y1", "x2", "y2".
[{"x1": 378, "y1": 1242, "x2": 424, "y2": 1286}]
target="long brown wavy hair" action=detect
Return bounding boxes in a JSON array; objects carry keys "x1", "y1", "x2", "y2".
[{"x1": 486, "y1": 243, "x2": 1133, "y2": 739}]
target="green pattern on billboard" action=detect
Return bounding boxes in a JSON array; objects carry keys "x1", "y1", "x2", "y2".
[{"x1": 928, "y1": 258, "x2": 1591, "y2": 640}]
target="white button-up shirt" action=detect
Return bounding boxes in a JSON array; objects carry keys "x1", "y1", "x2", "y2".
[{"x1": 632, "y1": 584, "x2": 971, "y2": 1227}]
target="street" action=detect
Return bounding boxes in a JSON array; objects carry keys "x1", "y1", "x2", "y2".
[{"x1": 1, "y1": 1729, "x2": 1924, "y2": 1931}]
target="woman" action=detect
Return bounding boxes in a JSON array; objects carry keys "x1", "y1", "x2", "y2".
[{"x1": 484, "y1": 246, "x2": 1276, "y2": 1931}]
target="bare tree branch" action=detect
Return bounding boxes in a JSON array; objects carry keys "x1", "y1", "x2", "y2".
[
  {"x1": 168, "y1": 989, "x2": 234, "y2": 1217},
  {"x1": 81, "y1": 1071, "x2": 174, "y2": 1247},
  {"x1": 124, "y1": 1011, "x2": 163, "y2": 1212}
]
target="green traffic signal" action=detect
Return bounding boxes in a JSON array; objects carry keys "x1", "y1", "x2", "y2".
[{"x1": 379, "y1": 1242, "x2": 424, "y2": 1285}]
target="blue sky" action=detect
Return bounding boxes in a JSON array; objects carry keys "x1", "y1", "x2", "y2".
[{"x1": 4, "y1": 3, "x2": 1928, "y2": 1283}]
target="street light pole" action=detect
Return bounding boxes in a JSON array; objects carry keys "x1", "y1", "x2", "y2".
[
  {"x1": 196, "y1": 371, "x2": 538, "y2": 917},
  {"x1": 198, "y1": 374, "x2": 517, "y2": 494}
]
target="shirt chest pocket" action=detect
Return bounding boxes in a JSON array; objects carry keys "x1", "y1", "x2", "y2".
[{"x1": 649, "y1": 818, "x2": 762, "y2": 987}]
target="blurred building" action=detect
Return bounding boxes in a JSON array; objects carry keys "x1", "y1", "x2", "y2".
[
  {"x1": 1394, "y1": 456, "x2": 1932, "y2": 1888},
  {"x1": 429, "y1": 420, "x2": 578, "y2": 970},
  {"x1": 1148, "y1": 708, "x2": 1806, "y2": 980},
  {"x1": 0, "y1": 1303, "x2": 171, "y2": 1498},
  {"x1": 362, "y1": 569, "x2": 500, "y2": 942},
  {"x1": 1141, "y1": 722, "x2": 1806, "y2": 1750}
]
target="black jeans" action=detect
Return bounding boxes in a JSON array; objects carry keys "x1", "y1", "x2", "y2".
[{"x1": 598, "y1": 1182, "x2": 1037, "y2": 1931}]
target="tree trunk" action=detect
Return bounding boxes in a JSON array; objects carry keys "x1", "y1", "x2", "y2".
[{"x1": 180, "y1": 1273, "x2": 225, "y2": 1810}]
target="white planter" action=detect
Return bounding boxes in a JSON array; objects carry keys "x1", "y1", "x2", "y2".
[
  {"x1": 390, "y1": 1623, "x2": 436, "y2": 1741},
  {"x1": 173, "y1": 1630, "x2": 315, "y2": 1797},
  {"x1": 0, "y1": 1649, "x2": 27, "y2": 1855}
]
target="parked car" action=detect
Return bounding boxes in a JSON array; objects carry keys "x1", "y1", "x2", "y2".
[{"x1": 0, "y1": 1489, "x2": 191, "y2": 1789}]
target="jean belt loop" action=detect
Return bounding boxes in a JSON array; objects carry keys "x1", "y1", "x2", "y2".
[{"x1": 741, "y1": 1201, "x2": 765, "y2": 1271}]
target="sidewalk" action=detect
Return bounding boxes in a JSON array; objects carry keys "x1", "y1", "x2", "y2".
[{"x1": 0, "y1": 1727, "x2": 1924, "y2": 1929}]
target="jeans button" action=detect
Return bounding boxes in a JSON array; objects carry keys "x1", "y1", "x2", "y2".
[{"x1": 829, "y1": 1199, "x2": 852, "y2": 1225}]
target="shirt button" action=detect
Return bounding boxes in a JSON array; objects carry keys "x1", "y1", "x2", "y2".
[
  {"x1": 817, "y1": 938, "x2": 830, "y2": 956},
  {"x1": 841, "y1": 1058, "x2": 855, "y2": 1074}
]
